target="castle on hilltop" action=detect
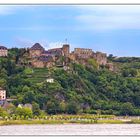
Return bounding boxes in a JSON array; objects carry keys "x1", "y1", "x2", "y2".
[
  {"x1": 28, "y1": 43, "x2": 113, "y2": 70},
  {"x1": 0, "y1": 42, "x2": 114, "y2": 71},
  {"x1": 29, "y1": 43, "x2": 70, "y2": 68}
]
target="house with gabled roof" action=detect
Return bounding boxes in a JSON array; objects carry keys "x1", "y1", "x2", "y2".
[{"x1": 0, "y1": 46, "x2": 8, "y2": 57}]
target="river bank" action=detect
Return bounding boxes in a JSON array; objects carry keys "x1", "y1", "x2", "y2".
[
  {"x1": 1, "y1": 115, "x2": 140, "y2": 126},
  {"x1": 1, "y1": 118, "x2": 140, "y2": 125}
]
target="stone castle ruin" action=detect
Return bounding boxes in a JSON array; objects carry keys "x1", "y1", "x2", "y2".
[
  {"x1": 93, "y1": 51, "x2": 107, "y2": 65},
  {"x1": 0, "y1": 42, "x2": 114, "y2": 71},
  {"x1": 29, "y1": 43, "x2": 70, "y2": 68},
  {"x1": 28, "y1": 43, "x2": 113, "y2": 70}
]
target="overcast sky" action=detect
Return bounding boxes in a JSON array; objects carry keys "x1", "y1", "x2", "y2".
[{"x1": 0, "y1": 5, "x2": 140, "y2": 56}]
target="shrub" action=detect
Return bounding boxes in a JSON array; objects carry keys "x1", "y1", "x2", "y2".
[{"x1": 15, "y1": 107, "x2": 33, "y2": 118}]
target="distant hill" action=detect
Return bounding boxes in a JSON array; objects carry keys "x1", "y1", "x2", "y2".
[{"x1": 1, "y1": 48, "x2": 140, "y2": 115}]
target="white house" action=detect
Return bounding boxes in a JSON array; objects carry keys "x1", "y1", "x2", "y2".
[
  {"x1": 0, "y1": 87, "x2": 6, "y2": 106},
  {"x1": 18, "y1": 104, "x2": 23, "y2": 108},
  {"x1": 46, "y1": 78, "x2": 54, "y2": 83},
  {"x1": 0, "y1": 87, "x2": 6, "y2": 100},
  {"x1": 0, "y1": 46, "x2": 8, "y2": 57}
]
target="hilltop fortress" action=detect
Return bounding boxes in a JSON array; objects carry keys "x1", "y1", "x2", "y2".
[
  {"x1": 0, "y1": 43, "x2": 114, "y2": 71},
  {"x1": 28, "y1": 43, "x2": 113, "y2": 71}
]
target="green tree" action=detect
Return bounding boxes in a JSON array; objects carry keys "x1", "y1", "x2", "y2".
[
  {"x1": 87, "y1": 58, "x2": 98, "y2": 69},
  {"x1": 59, "y1": 101, "x2": 66, "y2": 113},
  {"x1": 0, "y1": 107, "x2": 9, "y2": 118},
  {"x1": 23, "y1": 91, "x2": 35, "y2": 104},
  {"x1": 45, "y1": 100, "x2": 59, "y2": 114},
  {"x1": 32, "y1": 102, "x2": 41, "y2": 116},
  {"x1": 66, "y1": 101, "x2": 80, "y2": 114},
  {"x1": 0, "y1": 79, "x2": 6, "y2": 88},
  {"x1": 15, "y1": 107, "x2": 33, "y2": 118},
  {"x1": 120, "y1": 102, "x2": 134, "y2": 115}
]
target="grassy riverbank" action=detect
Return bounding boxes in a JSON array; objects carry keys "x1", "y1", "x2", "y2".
[
  {"x1": 0, "y1": 114, "x2": 139, "y2": 125},
  {"x1": 0, "y1": 119, "x2": 135, "y2": 126}
]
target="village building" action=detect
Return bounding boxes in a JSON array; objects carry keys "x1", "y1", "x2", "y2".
[
  {"x1": 0, "y1": 87, "x2": 6, "y2": 101},
  {"x1": 18, "y1": 104, "x2": 24, "y2": 108},
  {"x1": 46, "y1": 78, "x2": 54, "y2": 83},
  {"x1": 0, "y1": 46, "x2": 8, "y2": 57},
  {"x1": 0, "y1": 87, "x2": 6, "y2": 106}
]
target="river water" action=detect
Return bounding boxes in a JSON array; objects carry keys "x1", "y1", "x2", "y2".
[{"x1": 0, "y1": 124, "x2": 140, "y2": 135}]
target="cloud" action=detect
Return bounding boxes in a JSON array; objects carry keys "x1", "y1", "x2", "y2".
[
  {"x1": 77, "y1": 5, "x2": 140, "y2": 15},
  {"x1": 13, "y1": 36, "x2": 77, "y2": 53},
  {"x1": 75, "y1": 5, "x2": 140, "y2": 31},
  {"x1": 0, "y1": 6, "x2": 15, "y2": 15},
  {"x1": 14, "y1": 37, "x2": 64, "y2": 50},
  {"x1": 0, "y1": 5, "x2": 35, "y2": 16},
  {"x1": 14, "y1": 37, "x2": 34, "y2": 48},
  {"x1": 0, "y1": 5, "x2": 24, "y2": 15},
  {"x1": 47, "y1": 42, "x2": 63, "y2": 49},
  {"x1": 0, "y1": 25, "x2": 80, "y2": 32}
]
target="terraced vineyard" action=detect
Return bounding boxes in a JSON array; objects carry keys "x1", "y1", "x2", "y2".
[{"x1": 27, "y1": 68, "x2": 49, "y2": 84}]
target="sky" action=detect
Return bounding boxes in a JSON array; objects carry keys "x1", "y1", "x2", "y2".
[{"x1": 0, "y1": 5, "x2": 140, "y2": 56}]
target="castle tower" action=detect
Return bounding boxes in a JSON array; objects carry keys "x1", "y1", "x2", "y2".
[
  {"x1": 62, "y1": 44, "x2": 70, "y2": 56},
  {"x1": 29, "y1": 43, "x2": 45, "y2": 58}
]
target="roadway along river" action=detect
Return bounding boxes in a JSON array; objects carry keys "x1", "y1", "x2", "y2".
[{"x1": 0, "y1": 124, "x2": 140, "y2": 135}]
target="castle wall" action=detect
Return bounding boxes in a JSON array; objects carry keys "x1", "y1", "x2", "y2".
[
  {"x1": 74, "y1": 48, "x2": 93, "y2": 59},
  {"x1": 62, "y1": 44, "x2": 70, "y2": 56},
  {"x1": 31, "y1": 61, "x2": 45, "y2": 68},
  {"x1": 28, "y1": 43, "x2": 109, "y2": 69},
  {"x1": 93, "y1": 52, "x2": 107, "y2": 65},
  {"x1": 47, "y1": 48, "x2": 63, "y2": 57},
  {"x1": 69, "y1": 53, "x2": 76, "y2": 61},
  {"x1": 45, "y1": 61, "x2": 55, "y2": 68},
  {"x1": 29, "y1": 50, "x2": 43, "y2": 58}
]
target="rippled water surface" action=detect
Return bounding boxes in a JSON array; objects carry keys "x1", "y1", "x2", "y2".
[{"x1": 0, "y1": 124, "x2": 140, "y2": 135}]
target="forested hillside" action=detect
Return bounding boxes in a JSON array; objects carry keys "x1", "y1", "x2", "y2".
[{"x1": 1, "y1": 49, "x2": 140, "y2": 115}]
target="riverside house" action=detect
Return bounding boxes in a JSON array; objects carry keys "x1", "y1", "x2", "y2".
[{"x1": 0, "y1": 87, "x2": 6, "y2": 106}]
